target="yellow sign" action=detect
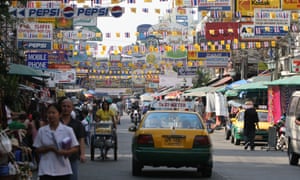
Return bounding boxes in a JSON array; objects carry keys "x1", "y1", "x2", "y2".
[
  {"x1": 237, "y1": 0, "x2": 280, "y2": 17},
  {"x1": 282, "y1": 0, "x2": 300, "y2": 10}
]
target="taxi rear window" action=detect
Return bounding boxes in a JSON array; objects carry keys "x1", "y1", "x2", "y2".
[{"x1": 142, "y1": 112, "x2": 204, "y2": 129}]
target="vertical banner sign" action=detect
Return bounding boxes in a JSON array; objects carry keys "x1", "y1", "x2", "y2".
[{"x1": 268, "y1": 86, "x2": 281, "y2": 124}]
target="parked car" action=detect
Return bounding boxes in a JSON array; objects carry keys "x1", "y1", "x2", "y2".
[
  {"x1": 285, "y1": 91, "x2": 300, "y2": 166},
  {"x1": 128, "y1": 110, "x2": 213, "y2": 177},
  {"x1": 230, "y1": 109, "x2": 271, "y2": 145}
]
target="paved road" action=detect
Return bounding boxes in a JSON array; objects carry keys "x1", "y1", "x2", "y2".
[{"x1": 33, "y1": 114, "x2": 300, "y2": 180}]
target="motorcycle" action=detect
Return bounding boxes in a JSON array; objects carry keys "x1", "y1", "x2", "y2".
[
  {"x1": 274, "y1": 115, "x2": 288, "y2": 151},
  {"x1": 130, "y1": 109, "x2": 141, "y2": 125}
]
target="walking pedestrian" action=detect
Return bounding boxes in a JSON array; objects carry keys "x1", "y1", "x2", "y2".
[
  {"x1": 60, "y1": 98, "x2": 86, "y2": 180},
  {"x1": 81, "y1": 109, "x2": 91, "y2": 146},
  {"x1": 243, "y1": 100, "x2": 259, "y2": 151},
  {"x1": 33, "y1": 103, "x2": 79, "y2": 180}
]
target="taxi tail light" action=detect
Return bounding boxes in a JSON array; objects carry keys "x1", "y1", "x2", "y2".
[
  {"x1": 137, "y1": 134, "x2": 154, "y2": 146},
  {"x1": 193, "y1": 135, "x2": 211, "y2": 147}
]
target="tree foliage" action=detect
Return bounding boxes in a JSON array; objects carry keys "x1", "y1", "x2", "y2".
[{"x1": 192, "y1": 68, "x2": 211, "y2": 88}]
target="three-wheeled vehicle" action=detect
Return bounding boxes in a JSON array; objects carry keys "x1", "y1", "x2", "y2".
[{"x1": 90, "y1": 122, "x2": 117, "y2": 161}]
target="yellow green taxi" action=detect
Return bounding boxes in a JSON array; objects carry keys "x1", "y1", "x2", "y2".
[
  {"x1": 230, "y1": 109, "x2": 272, "y2": 145},
  {"x1": 128, "y1": 110, "x2": 213, "y2": 177}
]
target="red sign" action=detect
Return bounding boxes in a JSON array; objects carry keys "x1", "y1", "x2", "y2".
[{"x1": 205, "y1": 22, "x2": 239, "y2": 41}]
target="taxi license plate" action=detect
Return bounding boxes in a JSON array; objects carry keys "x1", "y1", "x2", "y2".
[{"x1": 163, "y1": 135, "x2": 185, "y2": 146}]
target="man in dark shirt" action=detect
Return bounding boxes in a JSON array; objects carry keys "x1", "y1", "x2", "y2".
[
  {"x1": 243, "y1": 100, "x2": 259, "y2": 151},
  {"x1": 61, "y1": 98, "x2": 85, "y2": 180}
]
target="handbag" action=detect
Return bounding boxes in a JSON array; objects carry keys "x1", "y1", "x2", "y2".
[{"x1": 0, "y1": 130, "x2": 12, "y2": 154}]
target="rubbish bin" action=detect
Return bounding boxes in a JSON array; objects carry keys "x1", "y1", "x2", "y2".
[{"x1": 262, "y1": 126, "x2": 277, "y2": 151}]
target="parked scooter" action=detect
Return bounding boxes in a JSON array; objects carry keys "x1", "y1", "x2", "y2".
[{"x1": 274, "y1": 114, "x2": 288, "y2": 151}]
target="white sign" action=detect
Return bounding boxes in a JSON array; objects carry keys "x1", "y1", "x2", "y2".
[
  {"x1": 254, "y1": 9, "x2": 290, "y2": 26},
  {"x1": 17, "y1": 23, "x2": 53, "y2": 40},
  {"x1": 291, "y1": 58, "x2": 300, "y2": 73},
  {"x1": 49, "y1": 69, "x2": 76, "y2": 84},
  {"x1": 62, "y1": 29, "x2": 96, "y2": 40},
  {"x1": 152, "y1": 100, "x2": 194, "y2": 110},
  {"x1": 240, "y1": 24, "x2": 255, "y2": 39}
]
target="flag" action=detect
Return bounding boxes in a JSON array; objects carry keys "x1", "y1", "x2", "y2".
[
  {"x1": 248, "y1": 42, "x2": 254, "y2": 49},
  {"x1": 177, "y1": 7, "x2": 186, "y2": 15},
  {"x1": 274, "y1": 26, "x2": 280, "y2": 33},
  {"x1": 264, "y1": 41, "x2": 269, "y2": 48},
  {"x1": 27, "y1": 1, "x2": 35, "y2": 8},
  {"x1": 61, "y1": 0, "x2": 70, "y2": 3},
  {"x1": 188, "y1": 44, "x2": 193, "y2": 51},
  {"x1": 107, "y1": 46, "x2": 114, "y2": 54},
  {"x1": 94, "y1": 0, "x2": 102, "y2": 4},
  {"x1": 213, "y1": 11, "x2": 219, "y2": 18},
  {"x1": 127, "y1": 0, "x2": 135, "y2": 3},
  {"x1": 143, "y1": 32, "x2": 149, "y2": 37},
  {"x1": 292, "y1": 24, "x2": 298, "y2": 32},
  {"x1": 235, "y1": 11, "x2": 241, "y2": 18},
  {"x1": 166, "y1": 9, "x2": 172, "y2": 13},
  {"x1": 111, "y1": 0, "x2": 119, "y2": 4},
  {"x1": 219, "y1": 29, "x2": 224, "y2": 34},
  {"x1": 162, "y1": 31, "x2": 168, "y2": 38},
  {"x1": 125, "y1": 32, "x2": 130, "y2": 38},
  {"x1": 71, "y1": 3, "x2": 77, "y2": 8},
  {"x1": 255, "y1": 27, "x2": 261, "y2": 34},
  {"x1": 142, "y1": 8, "x2": 149, "y2": 13},
  {"x1": 175, "y1": 0, "x2": 183, "y2": 6},
  {"x1": 218, "y1": 45, "x2": 222, "y2": 50},
  {"x1": 191, "y1": 0, "x2": 198, "y2": 6},
  {"x1": 130, "y1": 8, "x2": 136, "y2": 13},
  {"x1": 46, "y1": 2, "x2": 54, "y2": 8}
]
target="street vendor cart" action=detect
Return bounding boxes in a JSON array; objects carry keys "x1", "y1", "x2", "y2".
[{"x1": 90, "y1": 122, "x2": 117, "y2": 161}]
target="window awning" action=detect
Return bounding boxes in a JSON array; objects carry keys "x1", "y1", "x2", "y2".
[
  {"x1": 210, "y1": 76, "x2": 232, "y2": 87},
  {"x1": 8, "y1": 63, "x2": 49, "y2": 78}
]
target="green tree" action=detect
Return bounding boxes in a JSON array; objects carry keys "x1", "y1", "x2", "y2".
[{"x1": 192, "y1": 68, "x2": 211, "y2": 88}]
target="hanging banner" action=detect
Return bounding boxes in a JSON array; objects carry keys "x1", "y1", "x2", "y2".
[{"x1": 205, "y1": 22, "x2": 239, "y2": 41}]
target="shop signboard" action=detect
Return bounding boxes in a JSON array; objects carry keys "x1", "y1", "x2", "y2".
[
  {"x1": 26, "y1": 52, "x2": 49, "y2": 69},
  {"x1": 51, "y1": 69, "x2": 76, "y2": 84},
  {"x1": 291, "y1": 57, "x2": 300, "y2": 73},
  {"x1": 254, "y1": 9, "x2": 290, "y2": 27},
  {"x1": 205, "y1": 22, "x2": 239, "y2": 41},
  {"x1": 17, "y1": 23, "x2": 53, "y2": 40},
  {"x1": 62, "y1": 29, "x2": 96, "y2": 40},
  {"x1": 198, "y1": 0, "x2": 232, "y2": 11}
]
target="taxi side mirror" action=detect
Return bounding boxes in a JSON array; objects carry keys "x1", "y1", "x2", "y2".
[{"x1": 128, "y1": 125, "x2": 137, "y2": 132}]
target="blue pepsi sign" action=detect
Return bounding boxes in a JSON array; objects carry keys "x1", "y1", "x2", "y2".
[{"x1": 18, "y1": 41, "x2": 52, "y2": 50}]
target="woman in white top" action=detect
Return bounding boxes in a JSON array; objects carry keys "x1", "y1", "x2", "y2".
[{"x1": 33, "y1": 103, "x2": 79, "y2": 180}]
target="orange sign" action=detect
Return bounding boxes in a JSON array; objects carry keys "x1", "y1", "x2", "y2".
[
  {"x1": 282, "y1": 0, "x2": 300, "y2": 10},
  {"x1": 236, "y1": 0, "x2": 280, "y2": 17}
]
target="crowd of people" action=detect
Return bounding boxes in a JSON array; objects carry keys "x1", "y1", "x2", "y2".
[{"x1": 0, "y1": 93, "x2": 126, "y2": 179}]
